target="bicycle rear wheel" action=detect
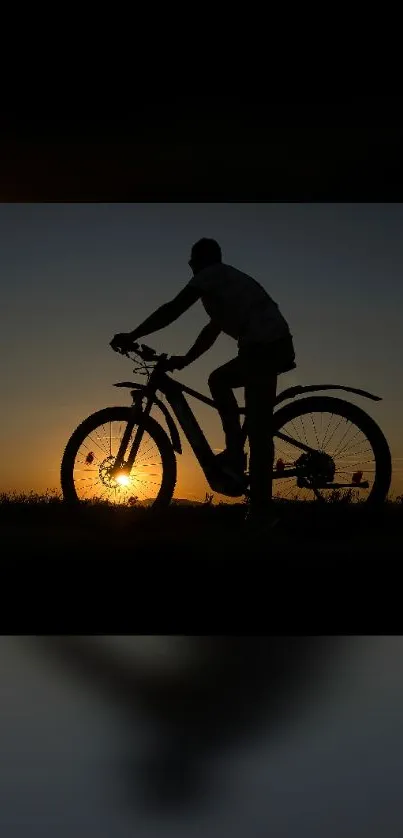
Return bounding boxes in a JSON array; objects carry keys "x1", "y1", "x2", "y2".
[
  {"x1": 61, "y1": 407, "x2": 177, "y2": 508},
  {"x1": 271, "y1": 396, "x2": 391, "y2": 505}
]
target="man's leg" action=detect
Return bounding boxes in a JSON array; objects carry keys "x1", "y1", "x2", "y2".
[
  {"x1": 244, "y1": 361, "x2": 278, "y2": 518},
  {"x1": 208, "y1": 358, "x2": 244, "y2": 462}
]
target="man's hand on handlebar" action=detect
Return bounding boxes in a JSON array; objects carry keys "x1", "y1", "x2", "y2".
[
  {"x1": 109, "y1": 337, "x2": 187, "y2": 371},
  {"x1": 110, "y1": 333, "x2": 139, "y2": 354}
]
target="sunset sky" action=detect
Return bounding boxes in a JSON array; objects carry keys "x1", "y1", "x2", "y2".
[{"x1": 1, "y1": 202, "x2": 402, "y2": 499}]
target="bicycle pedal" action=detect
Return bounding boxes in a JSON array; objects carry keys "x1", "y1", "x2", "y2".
[{"x1": 209, "y1": 471, "x2": 247, "y2": 497}]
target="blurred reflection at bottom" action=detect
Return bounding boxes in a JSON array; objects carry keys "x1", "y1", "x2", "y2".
[{"x1": 1, "y1": 636, "x2": 403, "y2": 837}]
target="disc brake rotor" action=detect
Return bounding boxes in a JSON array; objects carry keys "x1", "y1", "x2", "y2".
[{"x1": 99, "y1": 456, "x2": 131, "y2": 489}]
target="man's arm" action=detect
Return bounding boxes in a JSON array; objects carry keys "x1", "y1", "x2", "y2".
[
  {"x1": 183, "y1": 320, "x2": 221, "y2": 365},
  {"x1": 128, "y1": 285, "x2": 201, "y2": 342},
  {"x1": 167, "y1": 320, "x2": 221, "y2": 370}
]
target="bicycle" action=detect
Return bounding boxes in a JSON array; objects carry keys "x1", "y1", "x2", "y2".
[{"x1": 61, "y1": 342, "x2": 392, "y2": 509}]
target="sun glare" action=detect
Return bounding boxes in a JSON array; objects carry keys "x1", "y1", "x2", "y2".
[{"x1": 116, "y1": 474, "x2": 130, "y2": 487}]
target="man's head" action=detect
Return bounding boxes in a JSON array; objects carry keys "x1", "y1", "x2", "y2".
[{"x1": 189, "y1": 239, "x2": 222, "y2": 275}]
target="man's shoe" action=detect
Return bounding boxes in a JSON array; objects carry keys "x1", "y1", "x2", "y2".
[{"x1": 215, "y1": 449, "x2": 247, "y2": 484}]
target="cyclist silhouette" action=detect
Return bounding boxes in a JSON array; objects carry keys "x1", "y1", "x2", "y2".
[{"x1": 111, "y1": 239, "x2": 296, "y2": 524}]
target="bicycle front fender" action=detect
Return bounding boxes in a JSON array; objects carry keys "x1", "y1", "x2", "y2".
[
  {"x1": 275, "y1": 384, "x2": 382, "y2": 406},
  {"x1": 129, "y1": 384, "x2": 182, "y2": 454}
]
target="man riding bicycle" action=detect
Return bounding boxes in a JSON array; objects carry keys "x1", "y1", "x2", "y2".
[{"x1": 111, "y1": 239, "x2": 296, "y2": 524}]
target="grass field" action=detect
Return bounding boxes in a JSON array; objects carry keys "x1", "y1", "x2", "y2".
[{"x1": 1, "y1": 490, "x2": 402, "y2": 559}]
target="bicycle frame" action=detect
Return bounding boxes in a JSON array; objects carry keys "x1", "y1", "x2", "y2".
[
  {"x1": 116, "y1": 370, "x2": 242, "y2": 492},
  {"x1": 112, "y1": 363, "x2": 330, "y2": 493},
  {"x1": 109, "y1": 339, "x2": 385, "y2": 493}
]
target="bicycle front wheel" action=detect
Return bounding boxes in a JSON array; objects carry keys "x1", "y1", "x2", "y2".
[
  {"x1": 272, "y1": 396, "x2": 392, "y2": 505},
  {"x1": 61, "y1": 407, "x2": 177, "y2": 508}
]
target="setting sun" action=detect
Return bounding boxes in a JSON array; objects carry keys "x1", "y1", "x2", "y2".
[{"x1": 116, "y1": 474, "x2": 130, "y2": 487}]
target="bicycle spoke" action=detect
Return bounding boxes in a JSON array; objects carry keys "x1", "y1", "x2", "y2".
[
  {"x1": 289, "y1": 420, "x2": 303, "y2": 444},
  {"x1": 337, "y1": 459, "x2": 374, "y2": 471},
  {"x1": 135, "y1": 440, "x2": 155, "y2": 459},
  {"x1": 333, "y1": 428, "x2": 363, "y2": 458},
  {"x1": 323, "y1": 415, "x2": 344, "y2": 451},
  {"x1": 131, "y1": 483, "x2": 149, "y2": 501},
  {"x1": 299, "y1": 414, "x2": 310, "y2": 447},
  {"x1": 72, "y1": 419, "x2": 164, "y2": 505},
  {"x1": 98, "y1": 425, "x2": 112, "y2": 457},
  {"x1": 275, "y1": 443, "x2": 294, "y2": 461},
  {"x1": 332, "y1": 420, "x2": 354, "y2": 458},
  {"x1": 337, "y1": 445, "x2": 372, "y2": 459},
  {"x1": 310, "y1": 414, "x2": 320, "y2": 449},
  {"x1": 136, "y1": 451, "x2": 160, "y2": 464},
  {"x1": 132, "y1": 476, "x2": 160, "y2": 488},
  {"x1": 80, "y1": 438, "x2": 107, "y2": 457},
  {"x1": 321, "y1": 413, "x2": 334, "y2": 450}
]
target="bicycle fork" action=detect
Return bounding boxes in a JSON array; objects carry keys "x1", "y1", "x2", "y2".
[{"x1": 110, "y1": 391, "x2": 154, "y2": 478}]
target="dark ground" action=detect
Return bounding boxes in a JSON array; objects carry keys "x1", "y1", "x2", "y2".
[
  {"x1": 1, "y1": 491, "x2": 401, "y2": 556},
  {"x1": 1, "y1": 492, "x2": 402, "y2": 633}
]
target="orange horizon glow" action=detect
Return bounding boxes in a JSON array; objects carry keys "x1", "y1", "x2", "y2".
[
  {"x1": 2, "y1": 440, "x2": 403, "y2": 502},
  {"x1": 1, "y1": 393, "x2": 403, "y2": 502}
]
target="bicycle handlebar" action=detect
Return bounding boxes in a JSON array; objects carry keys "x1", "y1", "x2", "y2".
[{"x1": 116, "y1": 342, "x2": 166, "y2": 364}]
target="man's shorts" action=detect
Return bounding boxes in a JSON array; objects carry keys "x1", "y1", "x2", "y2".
[{"x1": 238, "y1": 334, "x2": 296, "y2": 375}]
